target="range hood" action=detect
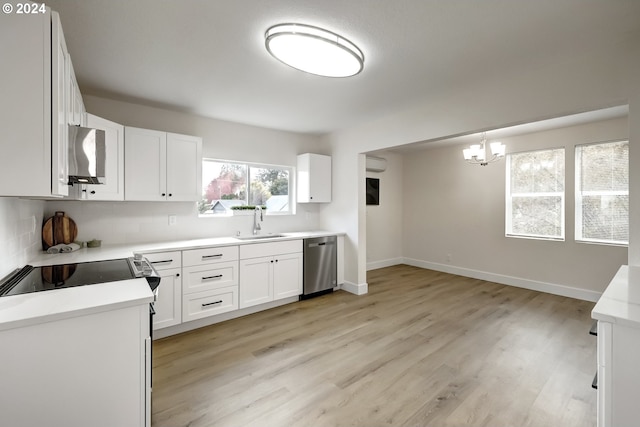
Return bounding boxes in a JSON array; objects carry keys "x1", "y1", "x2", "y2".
[{"x1": 67, "y1": 125, "x2": 106, "y2": 185}]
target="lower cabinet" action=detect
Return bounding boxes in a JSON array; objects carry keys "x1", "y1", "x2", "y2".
[
  {"x1": 239, "y1": 241, "x2": 303, "y2": 309},
  {"x1": 0, "y1": 303, "x2": 150, "y2": 427},
  {"x1": 182, "y1": 246, "x2": 239, "y2": 322},
  {"x1": 146, "y1": 240, "x2": 304, "y2": 335},
  {"x1": 183, "y1": 286, "x2": 239, "y2": 322},
  {"x1": 142, "y1": 251, "x2": 182, "y2": 331},
  {"x1": 153, "y1": 267, "x2": 182, "y2": 329},
  {"x1": 596, "y1": 320, "x2": 640, "y2": 427}
]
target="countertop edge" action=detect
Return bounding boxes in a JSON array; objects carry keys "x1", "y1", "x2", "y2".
[
  {"x1": 592, "y1": 265, "x2": 640, "y2": 328},
  {"x1": 0, "y1": 279, "x2": 154, "y2": 332},
  {"x1": 29, "y1": 231, "x2": 345, "y2": 266}
]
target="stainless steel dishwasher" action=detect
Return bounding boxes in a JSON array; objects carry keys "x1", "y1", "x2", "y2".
[{"x1": 302, "y1": 235, "x2": 337, "y2": 299}]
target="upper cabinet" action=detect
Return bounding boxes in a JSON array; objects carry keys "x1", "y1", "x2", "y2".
[
  {"x1": 0, "y1": 6, "x2": 84, "y2": 198},
  {"x1": 77, "y1": 114, "x2": 125, "y2": 201},
  {"x1": 124, "y1": 127, "x2": 202, "y2": 201},
  {"x1": 297, "y1": 153, "x2": 332, "y2": 203}
]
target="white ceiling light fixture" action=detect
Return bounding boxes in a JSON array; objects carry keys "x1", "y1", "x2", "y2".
[
  {"x1": 463, "y1": 132, "x2": 506, "y2": 166},
  {"x1": 265, "y1": 23, "x2": 364, "y2": 78}
]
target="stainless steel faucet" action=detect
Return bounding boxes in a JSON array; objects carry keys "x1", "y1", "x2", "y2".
[{"x1": 252, "y1": 206, "x2": 263, "y2": 235}]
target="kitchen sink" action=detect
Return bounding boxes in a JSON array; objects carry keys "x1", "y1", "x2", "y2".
[{"x1": 235, "y1": 234, "x2": 285, "y2": 240}]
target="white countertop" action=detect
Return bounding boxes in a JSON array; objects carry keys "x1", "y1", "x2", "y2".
[
  {"x1": 592, "y1": 265, "x2": 640, "y2": 328},
  {"x1": 29, "y1": 230, "x2": 343, "y2": 266},
  {"x1": 0, "y1": 278, "x2": 153, "y2": 332},
  {"x1": 1, "y1": 230, "x2": 342, "y2": 331}
]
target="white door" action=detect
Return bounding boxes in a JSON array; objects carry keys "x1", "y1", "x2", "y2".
[
  {"x1": 273, "y1": 252, "x2": 303, "y2": 300},
  {"x1": 166, "y1": 133, "x2": 202, "y2": 201},
  {"x1": 153, "y1": 268, "x2": 182, "y2": 330},
  {"x1": 85, "y1": 114, "x2": 124, "y2": 201},
  {"x1": 239, "y1": 257, "x2": 273, "y2": 308},
  {"x1": 125, "y1": 127, "x2": 166, "y2": 201}
]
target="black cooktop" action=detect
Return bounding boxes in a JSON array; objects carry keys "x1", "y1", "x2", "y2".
[{"x1": 0, "y1": 259, "x2": 136, "y2": 297}]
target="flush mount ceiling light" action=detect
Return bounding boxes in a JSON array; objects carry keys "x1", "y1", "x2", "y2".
[
  {"x1": 463, "y1": 132, "x2": 506, "y2": 166},
  {"x1": 265, "y1": 23, "x2": 364, "y2": 78}
]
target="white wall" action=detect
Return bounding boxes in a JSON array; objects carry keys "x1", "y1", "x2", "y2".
[
  {"x1": 44, "y1": 96, "x2": 327, "y2": 245},
  {"x1": 401, "y1": 117, "x2": 628, "y2": 299},
  {"x1": 322, "y1": 36, "x2": 640, "y2": 290},
  {"x1": 0, "y1": 198, "x2": 44, "y2": 277},
  {"x1": 365, "y1": 152, "x2": 403, "y2": 269}
]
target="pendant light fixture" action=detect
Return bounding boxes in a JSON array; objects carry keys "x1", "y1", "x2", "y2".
[
  {"x1": 463, "y1": 132, "x2": 506, "y2": 166},
  {"x1": 265, "y1": 23, "x2": 364, "y2": 78}
]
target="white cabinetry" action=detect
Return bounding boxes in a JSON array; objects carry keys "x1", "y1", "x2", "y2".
[
  {"x1": 124, "y1": 127, "x2": 202, "y2": 201},
  {"x1": 297, "y1": 153, "x2": 331, "y2": 203},
  {"x1": 239, "y1": 240, "x2": 303, "y2": 309},
  {"x1": 72, "y1": 114, "x2": 125, "y2": 201},
  {"x1": 0, "y1": 7, "x2": 76, "y2": 197},
  {"x1": 182, "y1": 246, "x2": 239, "y2": 321},
  {"x1": 592, "y1": 265, "x2": 640, "y2": 427},
  {"x1": 144, "y1": 251, "x2": 182, "y2": 330},
  {"x1": 0, "y1": 303, "x2": 150, "y2": 427}
]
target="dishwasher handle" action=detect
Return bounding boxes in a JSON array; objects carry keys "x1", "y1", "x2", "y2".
[{"x1": 307, "y1": 241, "x2": 335, "y2": 248}]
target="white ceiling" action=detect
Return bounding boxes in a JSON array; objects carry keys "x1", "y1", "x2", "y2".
[{"x1": 45, "y1": 0, "x2": 640, "y2": 135}]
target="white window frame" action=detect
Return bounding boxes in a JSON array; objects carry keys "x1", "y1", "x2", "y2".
[
  {"x1": 505, "y1": 148, "x2": 565, "y2": 241},
  {"x1": 199, "y1": 158, "x2": 295, "y2": 217},
  {"x1": 575, "y1": 140, "x2": 628, "y2": 246}
]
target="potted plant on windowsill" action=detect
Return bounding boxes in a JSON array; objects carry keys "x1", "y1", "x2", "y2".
[{"x1": 230, "y1": 205, "x2": 267, "y2": 216}]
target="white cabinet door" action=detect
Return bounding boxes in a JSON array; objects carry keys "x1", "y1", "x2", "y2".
[
  {"x1": 68, "y1": 60, "x2": 85, "y2": 126},
  {"x1": 166, "y1": 133, "x2": 202, "y2": 201},
  {"x1": 297, "y1": 153, "x2": 331, "y2": 203},
  {"x1": 240, "y1": 257, "x2": 273, "y2": 309},
  {"x1": 125, "y1": 127, "x2": 202, "y2": 201},
  {"x1": 51, "y1": 11, "x2": 69, "y2": 197},
  {"x1": 82, "y1": 114, "x2": 125, "y2": 201},
  {"x1": 273, "y1": 252, "x2": 303, "y2": 300},
  {"x1": 153, "y1": 267, "x2": 182, "y2": 330},
  {"x1": 125, "y1": 127, "x2": 167, "y2": 201}
]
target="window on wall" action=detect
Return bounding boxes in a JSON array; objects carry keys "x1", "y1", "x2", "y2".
[
  {"x1": 506, "y1": 148, "x2": 565, "y2": 240},
  {"x1": 199, "y1": 159, "x2": 293, "y2": 215},
  {"x1": 575, "y1": 140, "x2": 629, "y2": 245}
]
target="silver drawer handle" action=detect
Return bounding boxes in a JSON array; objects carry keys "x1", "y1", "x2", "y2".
[
  {"x1": 202, "y1": 300, "x2": 223, "y2": 307},
  {"x1": 202, "y1": 254, "x2": 223, "y2": 259},
  {"x1": 202, "y1": 274, "x2": 223, "y2": 280},
  {"x1": 150, "y1": 259, "x2": 173, "y2": 264}
]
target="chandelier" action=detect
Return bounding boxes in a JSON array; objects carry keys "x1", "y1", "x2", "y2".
[{"x1": 462, "y1": 132, "x2": 506, "y2": 166}]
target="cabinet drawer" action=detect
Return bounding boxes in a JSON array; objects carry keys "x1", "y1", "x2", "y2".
[
  {"x1": 183, "y1": 262, "x2": 238, "y2": 294},
  {"x1": 183, "y1": 286, "x2": 238, "y2": 322},
  {"x1": 240, "y1": 240, "x2": 302, "y2": 259},
  {"x1": 183, "y1": 246, "x2": 239, "y2": 267},
  {"x1": 140, "y1": 251, "x2": 182, "y2": 270}
]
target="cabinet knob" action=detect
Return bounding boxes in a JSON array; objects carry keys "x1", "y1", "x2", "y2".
[
  {"x1": 90, "y1": 190, "x2": 96, "y2": 194},
  {"x1": 161, "y1": 193, "x2": 166, "y2": 197},
  {"x1": 176, "y1": 273, "x2": 180, "y2": 277},
  {"x1": 168, "y1": 193, "x2": 172, "y2": 197},
  {"x1": 270, "y1": 260, "x2": 274, "y2": 263}
]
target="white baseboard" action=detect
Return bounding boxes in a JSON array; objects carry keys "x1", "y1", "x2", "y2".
[
  {"x1": 367, "y1": 257, "x2": 403, "y2": 271},
  {"x1": 402, "y1": 258, "x2": 602, "y2": 302},
  {"x1": 341, "y1": 280, "x2": 368, "y2": 295}
]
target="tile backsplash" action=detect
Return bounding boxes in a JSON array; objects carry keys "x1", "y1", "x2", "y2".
[{"x1": 0, "y1": 197, "x2": 44, "y2": 277}]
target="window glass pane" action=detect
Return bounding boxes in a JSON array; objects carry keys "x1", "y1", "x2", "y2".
[
  {"x1": 248, "y1": 167, "x2": 290, "y2": 212},
  {"x1": 576, "y1": 140, "x2": 628, "y2": 244},
  {"x1": 581, "y1": 195, "x2": 628, "y2": 242},
  {"x1": 510, "y1": 149, "x2": 564, "y2": 194},
  {"x1": 580, "y1": 141, "x2": 628, "y2": 191},
  {"x1": 199, "y1": 160, "x2": 292, "y2": 215},
  {"x1": 506, "y1": 148, "x2": 565, "y2": 240},
  {"x1": 510, "y1": 195, "x2": 563, "y2": 238}
]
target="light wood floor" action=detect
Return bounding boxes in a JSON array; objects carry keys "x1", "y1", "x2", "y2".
[{"x1": 152, "y1": 265, "x2": 597, "y2": 427}]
